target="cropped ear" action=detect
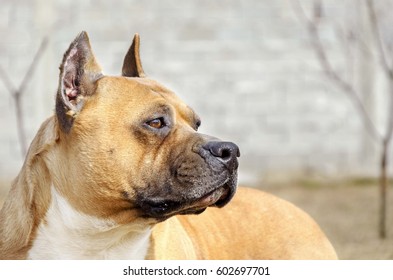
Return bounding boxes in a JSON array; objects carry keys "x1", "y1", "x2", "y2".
[
  {"x1": 56, "y1": 31, "x2": 103, "y2": 133},
  {"x1": 122, "y1": 33, "x2": 146, "y2": 78}
]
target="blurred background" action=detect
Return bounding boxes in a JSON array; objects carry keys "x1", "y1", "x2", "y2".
[{"x1": 1, "y1": 0, "x2": 393, "y2": 259}]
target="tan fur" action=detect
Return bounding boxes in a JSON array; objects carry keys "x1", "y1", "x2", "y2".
[
  {"x1": 0, "y1": 118, "x2": 58, "y2": 259},
  {"x1": 0, "y1": 32, "x2": 337, "y2": 260}
]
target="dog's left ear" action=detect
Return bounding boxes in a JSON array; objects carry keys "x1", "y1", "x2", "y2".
[
  {"x1": 122, "y1": 33, "x2": 146, "y2": 78},
  {"x1": 56, "y1": 31, "x2": 103, "y2": 133}
]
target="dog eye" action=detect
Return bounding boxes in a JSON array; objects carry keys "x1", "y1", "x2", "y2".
[
  {"x1": 195, "y1": 119, "x2": 201, "y2": 131},
  {"x1": 146, "y1": 118, "x2": 166, "y2": 129},
  {"x1": 194, "y1": 119, "x2": 201, "y2": 131}
]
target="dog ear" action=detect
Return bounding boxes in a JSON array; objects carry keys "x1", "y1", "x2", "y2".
[
  {"x1": 122, "y1": 33, "x2": 146, "y2": 78},
  {"x1": 56, "y1": 31, "x2": 103, "y2": 133}
]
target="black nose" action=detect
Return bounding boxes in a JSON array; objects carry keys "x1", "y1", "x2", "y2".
[{"x1": 203, "y1": 141, "x2": 240, "y2": 170}]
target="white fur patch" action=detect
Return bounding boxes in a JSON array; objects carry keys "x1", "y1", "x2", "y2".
[{"x1": 28, "y1": 187, "x2": 151, "y2": 259}]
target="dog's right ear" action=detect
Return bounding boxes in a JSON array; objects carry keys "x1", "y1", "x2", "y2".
[
  {"x1": 122, "y1": 33, "x2": 146, "y2": 78},
  {"x1": 56, "y1": 31, "x2": 103, "y2": 133}
]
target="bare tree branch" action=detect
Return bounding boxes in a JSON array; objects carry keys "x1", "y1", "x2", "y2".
[
  {"x1": 364, "y1": 0, "x2": 393, "y2": 240},
  {"x1": 366, "y1": 0, "x2": 393, "y2": 78},
  {"x1": 366, "y1": 0, "x2": 393, "y2": 147},
  {"x1": 18, "y1": 37, "x2": 49, "y2": 96},
  {"x1": 356, "y1": 35, "x2": 375, "y2": 58},
  {"x1": 0, "y1": 37, "x2": 48, "y2": 98},
  {"x1": 0, "y1": 66, "x2": 17, "y2": 95},
  {"x1": 294, "y1": 0, "x2": 393, "y2": 239},
  {"x1": 0, "y1": 37, "x2": 49, "y2": 157},
  {"x1": 292, "y1": 0, "x2": 382, "y2": 142}
]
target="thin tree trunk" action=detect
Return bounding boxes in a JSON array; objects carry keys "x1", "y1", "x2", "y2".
[
  {"x1": 14, "y1": 92, "x2": 27, "y2": 157},
  {"x1": 379, "y1": 139, "x2": 389, "y2": 238}
]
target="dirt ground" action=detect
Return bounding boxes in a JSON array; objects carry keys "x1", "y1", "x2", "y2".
[{"x1": 0, "y1": 179, "x2": 392, "y2": 259}]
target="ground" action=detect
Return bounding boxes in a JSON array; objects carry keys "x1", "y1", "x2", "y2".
[{"x1": 0, "y1": 178, "x2": 392, "y2": 259}]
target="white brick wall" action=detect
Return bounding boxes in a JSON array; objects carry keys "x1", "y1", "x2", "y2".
[{"x1": 0, "y1": 0, "x2": 389, "y2": 185}]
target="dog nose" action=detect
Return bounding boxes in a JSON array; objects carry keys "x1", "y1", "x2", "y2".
[{"x1": 203, "y1": 141, "x2": 240, "y2": 170}]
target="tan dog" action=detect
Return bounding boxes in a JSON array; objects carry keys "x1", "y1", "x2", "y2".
[{"x1": 0, "y1": 32, "x2": 337, "y2": 260}]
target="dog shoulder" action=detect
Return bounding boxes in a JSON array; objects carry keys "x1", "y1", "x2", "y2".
[{"x1": 228, "y1": 187, "x2": 338, "y2": 259}]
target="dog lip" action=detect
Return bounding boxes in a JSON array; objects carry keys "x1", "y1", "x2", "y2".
[
  {"x1": 213, "y1": 185, "x2": 231, "y2": 207},
  {"x1": 176, "y1": 182, "x2": 235, "y2": 215},
  {"x1": 138, "y1": 199, "x2": 182, "y2": 218},
  {"x1": 166, "y1": 186, "x2": 227, "y2": 217},
  {"x1": 138, "y1": 183, "x2": 235, "y2": 219},
  {"x1": 194, "y1": 185, "x2": 229, "y2": 208}
]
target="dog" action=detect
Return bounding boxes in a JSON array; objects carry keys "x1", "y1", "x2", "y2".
[{"x1": 0, "y1": 32, "x2": 337, "y2": 259}]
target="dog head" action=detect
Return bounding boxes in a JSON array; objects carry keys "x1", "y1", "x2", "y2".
[{"x1": 53, "y1": 32, "x2": 240, "y2": 224}]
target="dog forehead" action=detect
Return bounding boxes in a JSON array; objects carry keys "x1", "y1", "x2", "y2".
[
  {"x1": 95, "y1": 76, "x2": 197, "y2": 120},
  {"x1": 96, "y1": 76, "x2": 176, "y2": 102}
]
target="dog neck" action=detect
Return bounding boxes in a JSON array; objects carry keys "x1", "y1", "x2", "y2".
[{"x1": 28, "y1": 186, "x2": 152, "y2": 259}]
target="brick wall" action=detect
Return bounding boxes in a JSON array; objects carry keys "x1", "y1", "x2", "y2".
[{"x1": 0, "y1": 0, "x2": 388, "y2": 185}]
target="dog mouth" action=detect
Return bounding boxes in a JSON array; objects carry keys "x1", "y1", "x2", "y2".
[
  {"x1": 178, "y1": 184, "x2": 231, "y2": 214},
  {"x1": 138, "y1": 180, "x2": 236, "y2": 220}
]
